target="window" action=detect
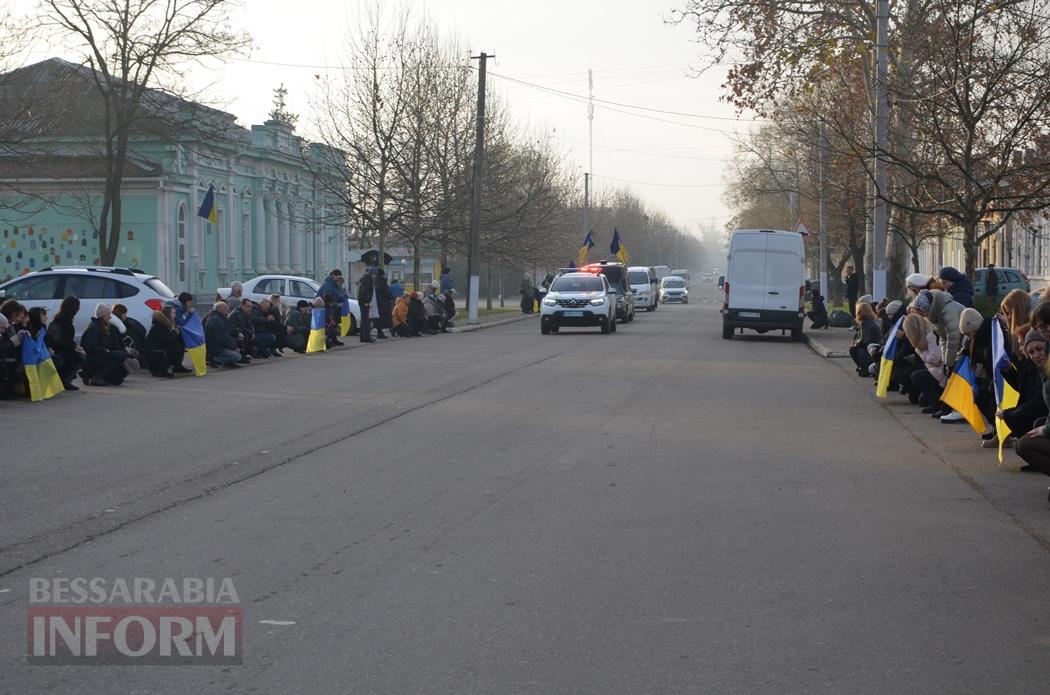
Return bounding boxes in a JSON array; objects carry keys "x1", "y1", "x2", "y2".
[
  {"x1": 254, "y1": 278, "x2": 284, "y2": 295},
  {"x1": 1005, "y1": 271, "x2": 1021, "y2": 283},
  {"x1": 627, "y1": 271, "x2": 649, "y2": 285},
  {"x1": 176, "y1": 205, "x2": 187, "y2": 284},
  {"x1": 145, "y1": 278, "x2": 176, "y2": 298},
  {"x1": 289, "y1": 280, "x2": 317, "y2": 299},
  {"x1": 66, "y1": 275, "x2": 133, "y2": 299},
  {"x1": 4, "y1": 275, "x2": 61, "y2": 300},
  {"x1": 662, "y1": 279, "x2": 685, "y2": 288}
]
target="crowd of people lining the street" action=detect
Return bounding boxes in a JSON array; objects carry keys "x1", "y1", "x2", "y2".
[
  {"x1": 0, "y1": 266, "x2": 459, "y2": 393},
  {"x1": 828, "y1": 262, "x2": 1050, "y2": 504}
]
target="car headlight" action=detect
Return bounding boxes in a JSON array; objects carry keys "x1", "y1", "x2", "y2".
[
  {"x1": 590, "y1": 298, "x2": 605, "y2": 305},
  {"x1": 543, "y1": 297, "x2": 556, "y2": 306}
]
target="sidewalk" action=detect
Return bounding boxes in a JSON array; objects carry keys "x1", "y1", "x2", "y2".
[{"x1": 804, "y1": 325, "x2": 855, "y2": 358}]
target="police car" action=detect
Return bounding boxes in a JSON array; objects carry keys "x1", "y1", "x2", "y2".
[{"x1": 540, "y1": 271, "x2": 617, "y2": 335}]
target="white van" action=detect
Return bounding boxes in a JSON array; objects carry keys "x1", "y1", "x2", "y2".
[
  {"x1": 627, "y1": 266, "x2": 658, "y2": 312},
  {"x1": 720, "y1": 229, "x2": 806, "y2": 341}
]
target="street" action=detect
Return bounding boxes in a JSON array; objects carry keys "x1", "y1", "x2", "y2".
[{"x1": 3, "y1": 290, "x2": 1050, "y2": 694}]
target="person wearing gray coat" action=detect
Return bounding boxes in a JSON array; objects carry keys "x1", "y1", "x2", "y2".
[{"x1": 911, "y1": 288, "x2": 964, "y2": 370}]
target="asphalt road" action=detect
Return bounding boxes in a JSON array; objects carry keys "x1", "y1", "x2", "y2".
[{"x1": 2, "y1": 289, "x2": 1050, "y2": 693}]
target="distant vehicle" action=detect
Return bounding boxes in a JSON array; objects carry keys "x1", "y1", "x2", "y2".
[
  {"x1": 0, "y1": 266, "x2": 175, "y2": 339},
  {"x1": 627, "y1": 266, "x2": 658, "y2": 312},
  {"x1": 721, "y1": 229, "x2": 805, "y2": 341},
  {"x1": 540, "y1": 272, "x2": 616, "y2": 334},
  {"x1": 973, "y1": 267, "x2": 1030, "y2": 301},
  {"x1": 580, "y1": 261, "x2": 635, "y2": 323},
  {"x1": 701, "y1": 273, "x2": 715, "y2": 284},
  {"x1": 652, "y1": 265, "x2": 672, "y2": 280},
  {"x1": 671, "y1": 269, "x2": 690, "y2": 284},
  {"x1": 659, "y1": 276, "x2": 689, "y2": 304},
  {"x1": 218, "y1": 274, "x2": 360, "y2": 331}
]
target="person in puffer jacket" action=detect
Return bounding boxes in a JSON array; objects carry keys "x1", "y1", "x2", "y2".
[
  {"x1": 937, "y1": 266, "x2": 975, "y2": 308},
  {"x1": 911, "y1": 289, "x2": 964, "y2": 370}
]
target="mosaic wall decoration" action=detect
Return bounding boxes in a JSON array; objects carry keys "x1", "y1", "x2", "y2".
[{"x1": 0, "y1": 226, "x2": 143, "y2": 283}]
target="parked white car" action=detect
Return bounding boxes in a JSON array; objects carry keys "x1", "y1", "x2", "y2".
[
  {"x1": 218, "y1": 275, "x2": 360, "y2": 330},
  {"x1": 0, "y1": 266, "x2": 176, "y2": 339}
]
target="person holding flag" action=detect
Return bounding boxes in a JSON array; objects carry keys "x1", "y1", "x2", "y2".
[
  {"x1": 22, "y1": 307, "x2": 64, "y2": 401},
  {"x1": 180, "y1": 311, "x2": 208, "y2": 376},
  {"x1": 874, "y1": 313, "x2": 905, "y2": 398},
  {"x1": 577, "y1": 231, "x2": 595, "y2": 267},
  {"x1": 999, "y1": 330, "x2": 1050, "y2": 462},
  {"x1": 902, "y1": 314, "x2": 947, "y2": 410},
  {"x1": 610, "y1": 229, "x2": 629, "y2": 264},
  {"x1": 307, "y1": 298, "x2": 328, "y2": 353}
]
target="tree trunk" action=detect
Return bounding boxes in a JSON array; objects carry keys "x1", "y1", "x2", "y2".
[
  {"x1": 963, "y1": 221, "x2": 979, "y2": 279},
  {"x1": 412, "y1": 244, "x2": 421, "y2": 293},
  {"x1": 486, "y1": 261, "x2": 492, "y2": 310}
]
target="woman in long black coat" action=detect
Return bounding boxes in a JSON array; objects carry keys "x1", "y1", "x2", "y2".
[
  {"x1": 46, "y1": 296, "x2": 84, "y2": 390},
  {"x1": 144, "y1": 306, "x2": 185, "y2": 378},
  {"x1": 80, "y1": 304, "x2": 130, "y2": 386}
]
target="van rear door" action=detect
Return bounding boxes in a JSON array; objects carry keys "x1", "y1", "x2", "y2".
[
  {"x1": 763, "y1": 234, "x2": 804, "y2": 312},
  {"x1": 727, "y1": 233, "x2": 767, "y2": 311}
]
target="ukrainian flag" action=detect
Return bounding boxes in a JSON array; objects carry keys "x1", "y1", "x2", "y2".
[
  {"x1": 197, "y1": 184, "x2": 218, "y2": 225},
  {"x1": 875, "y1": 315, "x2": 904, "y2": 398},
  {"x1": 577, "y1": 231, "x2": 595, "y2": 267},
  {"x1": 940, "y1": 355, "x2": 987, "y2": 433},
  {"x1": 21, "y1": 331, "x2": 64, "y2": 402},
  {"x1": 991, "y1": 320, "x2": 1020, "y2": 463},
  {"x1": 340, "y1": 296, "x2": 352, "y2": 336},
  {"x1": 610, "y1": 229, "x2": 629, "y2": 264},
  {"x1": 181, "y1": 312, "x2": 207, "y2": 376},
  {"x1": 307, "y1": 308, "x2": 327, "y2": 353}
]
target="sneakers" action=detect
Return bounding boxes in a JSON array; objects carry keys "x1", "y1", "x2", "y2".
[
  {"x1": 64, "y1": 383, "x2": 79, "y2": 392},
  {"x1": 940, "y1": 411, "x2": 966, "y2": 423}
]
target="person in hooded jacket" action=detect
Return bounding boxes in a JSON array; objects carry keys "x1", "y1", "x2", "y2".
[
  {"x1": 144, "y1": 305, "x2": 185, "y2": 378},
  {"x1": 849, "y1": 302, "x2": 883, "y2": 376},
  {"x1": 46, "y1": 296, "x2": 85, "y2": 391},
  {"x1": 391, "y1": 294, "x2": 415, "y2": 337},
  {"x1": 910, "y1": 289, "x2": 964, "y2": 371},
  {"x1": 806, "y1": 287, "x2": 828, "y2": 329},
  {"x1": 937, "y1": 267, "x2": 975, "y2": 308},
  {"x1": 284, "y1": 300, "x2": 311, "y2": 353},
  {"x1": 904, "y1": 313, "x2": 947, "y2": 409},
  {"x1": 79, "y1": 303, "x2": 130, "y2": 386},
  {"x1": 407, "y1": 292, "x2": 428, "y2": 335}
]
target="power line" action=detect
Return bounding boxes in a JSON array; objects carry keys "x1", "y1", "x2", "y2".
[{"x1": 591, "y1": 175, "x2": 724, "y2": 188}]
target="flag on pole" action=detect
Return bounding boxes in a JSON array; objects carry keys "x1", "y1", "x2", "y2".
[
  {"x1": 939, "y1": 356, "x2": 987, "y2": 433},
  {"x1": 21, "y1": 330, "x2": 64, "y2": 401},
  {"x1": 181, "y1": 312, "x2": 208, "y2": 376},
  {"x1": 307, "y1": 308, "x2": 327, "y2": 353},
  {"x1": 875, "y1": 315, "x2": 904, "y2": 398},
  {"x1": 340, "y1": 296, "x2": 352, "y2": 337},
  {"x1": 577, "y1": 231, "x2": 595, "y2": 267},
  {"x1": 610, "y1": 229, "x2": 629, "y2": 264},
  {"x1": 197, "y1": 184, "x2": 218, "y2": 225},
  {"x1": 991, "y1": 320, "x2": 1021, "y2": 463}
]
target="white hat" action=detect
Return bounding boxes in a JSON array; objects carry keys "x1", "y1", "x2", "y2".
[
  {"x1": 95, "y1": 303, "x2": 111, "y2": 318},
  {"x1": 906, "y1": 273, "x2": 928, "y2": 289}
]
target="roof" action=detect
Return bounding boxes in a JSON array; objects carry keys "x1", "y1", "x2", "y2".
[
  {"x1": 0, "y1": 153, "x2": 162, "y2": 178},
  {"x1": 0, "y1": 58, "x2": 247, "y2": 143}
]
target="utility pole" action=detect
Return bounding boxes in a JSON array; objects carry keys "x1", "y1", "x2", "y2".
[
  {"x1": 818, "y1": 121, "x2": 829, "y2": 300},
  {"x1": 873, "y1": 0, "x2": 889, "y2": 300},
  {"x1": 583, "y1": 69, "x2": 594, "y2": 250},
  {"x1": 468, "y1": 51, "x2": 492, "y2": 324},
  {"x1": 583, "y1": 172, "x2": 590, "y2": 250}
]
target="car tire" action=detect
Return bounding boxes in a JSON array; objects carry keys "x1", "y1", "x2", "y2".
[
  {"x1": 722, "y1": 323, "x2": 734, "y2": 340},
  {"x1": 610, "y1": 314, "x2": 617, "y2": 332},
  {"x1": 541, "y1": 321, "x2": 551, "y2": 335},
  {"x1": 600, "y1": 317, "x2": 611, "y2": 334},
  {"x1": 646, "y1": 304, "x2": 655, "y2": 312},
  {"x1": 347, "y1": 314, "x2": 357, "y2": 336}
]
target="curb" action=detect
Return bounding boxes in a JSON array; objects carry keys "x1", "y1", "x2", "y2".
[
  {"x1": 803, "y1": 333, "x2": 850, "y2": 359},
  {"x1": 450, "y1": 313, "x2": 536, "y2": 333}
]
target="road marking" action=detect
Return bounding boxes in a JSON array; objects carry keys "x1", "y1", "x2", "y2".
[
  {"x1": 258, "y1": 619, "x2": 296, "y2": 626},
  {"x1": 0, "y1": 588, "x2": 10, "y2": 593}
]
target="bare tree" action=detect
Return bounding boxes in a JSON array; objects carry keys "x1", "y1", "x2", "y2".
[{"x1": 36, "y1": 0, "x2": 249, "y2": 265}]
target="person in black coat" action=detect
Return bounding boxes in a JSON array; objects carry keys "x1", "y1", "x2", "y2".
[
  {"x1": 373, "y1": 269, "x2": 393, "y2": 339},
  {"x1": 250, "y1": 299, "x2": 280, "y2": 357},
  {"x1": 228, "y1": 300, "x2": 261, "y2": 359},
  {"x1": 79, "y1": 304, "x2": 130, "y2": 386},
  {"x1": 443, "y1": 289, "x2": 457, "y2": 327},
  {"x1": 937, "y1": 267, "x2": 975, "y2": 308},
  {"x1": 843, "y1": 266, "x2": 860, "y2": 319},
  {"x1": 1000, "y1": 330, "x2": 1049, "y2": 440},
  {"x1": 0, "y1": 300, "x2": 28, "y2": 398},
  {"x1": 112, "y1": 304, "x2": 147, "y2": 355},
  {"x1": 204, "y1": 303, "x2": 242, "y2": 368},
  {"x1": 407, "y1": 292, "x2": 428, "y2": 335},
  {"x1": 357, "y1": 271, "x2": 375, "y2": 343},
  {"x1": 806, "y1": 288, "x2": 828, "y2": 329},
  {"x1": 46, "y1": 296, "x2": 85, "y2": 391},
  {"x1": 145, "y1": 307, "x2": 185, "y2": 378},
  {"x1": 849, "y1": 302, "x2": 883, "y2": 376}
]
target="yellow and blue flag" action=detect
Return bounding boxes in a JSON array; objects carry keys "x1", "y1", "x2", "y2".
[
  {"x1": 21, "y1": 330, "x2": 64, "y2": 402},
  {"x1": 197, "y1": 184, "x2": 218, "y2": 225},
  {"x1": 181, "y1": 312, "x2": 207, "y2": 376},
  {"x1": 340, "y1": 297, "x2": 352, "y2": 337},
  {"x1": 940, "y1": 355, "x2": 987, "y2": 433},
  {"x1": 875, "y1": 315, "x2": 904, "y2": 398},
  {"x1": 307, "y1": 308, "x2": 327, "y2": 353},
  {"x1": 577, "y1": 231, "x2": 595, "y2": 267},
  {"x1": 991, "y1": 320, "x2": 1021, "y2": 463},
  {"x1": 610, "y1": 229, "x2": 628, "y2": 264}
]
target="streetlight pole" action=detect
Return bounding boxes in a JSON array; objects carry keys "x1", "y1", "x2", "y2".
[
  {"x1": 873, "y1": 0, "x2": 889, "y2": 299},
  {"x1": 468, "y1": 51, "x2": 492, "y2": 324}
]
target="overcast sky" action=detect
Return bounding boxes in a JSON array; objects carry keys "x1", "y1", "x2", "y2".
[{"x1": 21, "y1": 0, "x2": 763, "y2": 239}]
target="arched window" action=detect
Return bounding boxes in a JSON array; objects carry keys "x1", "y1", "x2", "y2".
[{"x1": 176, "y1": 204, "x2": 187, "y2": 284}]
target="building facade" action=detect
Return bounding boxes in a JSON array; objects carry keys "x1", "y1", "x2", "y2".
[{"x1": 0, "y1": 59, "x2": 349, "y2": 292}]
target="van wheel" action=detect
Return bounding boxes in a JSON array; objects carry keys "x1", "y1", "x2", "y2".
[
  {"x1": 722, "y1": 323, "x2": 734, "y2": 340},
  {"x1": 791, "y1": 327, "x2": 803, "y2": 342}
]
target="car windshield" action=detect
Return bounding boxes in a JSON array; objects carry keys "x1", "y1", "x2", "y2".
[
  {"x1": 663, "y1": 279, "x2": 685, "y2": 288},
  {"x1": 550, "y1": 276, "x2": 603, "y2": 292},
  {"x1": 627, "y1": 272, "x2": 649, "y2": 285},
  {"x1": 145, "y1": 278, "x2": 177, "y2": 298}
]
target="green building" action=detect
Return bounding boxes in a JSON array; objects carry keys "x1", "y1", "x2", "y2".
[{"x1": 0, "y1": 58, "x2": 349, "y2": 292}]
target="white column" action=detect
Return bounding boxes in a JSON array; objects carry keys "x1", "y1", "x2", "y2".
[
  {"x1": 278, "y1": 201, "x2": 291, "y2": 272},
  {"x1": 267, "y1": 198, "x2": 279, "y2": 271},
  {"x1": 253, "y1": 194, "x2": 265, "y2": 273}
]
